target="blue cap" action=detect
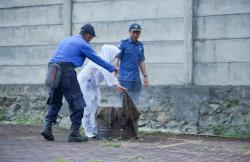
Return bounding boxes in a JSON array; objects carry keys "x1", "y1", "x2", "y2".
[
  {"x1": 80, "y1": 24, "x2": 96, "y2": 37},
  {"x1": 129, "y1": 23, "x2": 141, "y2": 32}
]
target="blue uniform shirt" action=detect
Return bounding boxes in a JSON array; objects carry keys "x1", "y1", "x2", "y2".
[
  {"x1": 50, "y1": 35, "x2": 115, "y2": 72},
  {"x1": 117, "y1": 38, "x2": 145, "y2": 81}
]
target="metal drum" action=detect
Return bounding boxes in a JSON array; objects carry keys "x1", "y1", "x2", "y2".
[{"x1": 96, "y1": 93, "x2": 140, "y2": 139}]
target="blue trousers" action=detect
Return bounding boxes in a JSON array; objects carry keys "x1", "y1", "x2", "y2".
[
  {"x1": 119, "y1": 80, "x2": 141, "y2": 104},
  {"x1": 45, "y1": 68, "x2": 86, "y2": 126}
]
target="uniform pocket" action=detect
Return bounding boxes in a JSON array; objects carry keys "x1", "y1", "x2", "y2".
[
  {"x1": 45, "y1": 63, "x2": 62, "y2": 89},
  {"x1": 46, "y1": 89, "x2": 63, "y2": 105},
  {"x1": 70, "y1": 94, "x2": 86, "y2": 111}
]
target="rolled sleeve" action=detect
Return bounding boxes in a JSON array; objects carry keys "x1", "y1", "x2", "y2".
[
  {"x1": 116, "y1": 41, "x2": 125, "y2": 58},
  {"x1": 139, "y1": 45, "x2": 145, "y2": 62}
]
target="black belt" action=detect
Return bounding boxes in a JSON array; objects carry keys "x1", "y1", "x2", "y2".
[{"x1": 49, "y1": 62, "x2": 75, "y2": 71}]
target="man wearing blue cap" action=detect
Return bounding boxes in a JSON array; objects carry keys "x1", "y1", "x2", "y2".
[
  {"x1": 115, "y1": 23, "x2": 149, "y2": 104},
  {"x1": 41, "y1": 24, "x2": 119, "y2": 142}
]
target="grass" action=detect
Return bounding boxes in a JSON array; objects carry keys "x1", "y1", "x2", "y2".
[
  {"x1": 15, "y1": 118, "x2": 27, "y2": 125},
  {"x1": 0, "y1": 109, "x2": 5, "y2": 121},
  {"x1": 51, "y1": 158, "x2": 71, "y2": 162},
  {"x1": 14, "y1": 111, "x2": 42, "y2": 126},
  {"x1": 139, "y1": 130, "x2": 162, "y2": 135},
  {"x1": 194, "y1": 143, "x2": 209, "y2": 152},
  {"x1": 213, "y1": 124, "x2": 225, "y2": 136},
  {"x1": 28, "y1": 115, "x2": 42, "y2": 125},
  {"x1": 14, "y1": 111, "x2": 27, "y2": 125},
  {"x1": 213, "y1": 124, "x2": 249, "y2": 138},
  {"x1": 102, "y1": 139, "x2": 122, "y2": 148},
  {"x1": 224, "y1": 130, "x2": 249, "y2": 138},
  {"x1": 139, "y1": 130, "x2": 179, "y2": 138},
  {"x1": 134, "y1": 154, "x2": 150, "y2": 160},
  {"x1": 230, "y1": 100, "x2": 240, "y2": 107},
  {"x1": 239, "y1": 146, "x2": 249, "y2": 154}
]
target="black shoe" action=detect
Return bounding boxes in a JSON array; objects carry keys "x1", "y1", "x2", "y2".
[
  {"x1": 41, "y1": 121, "x2": 54, "y2": 141},
  {"x1": 68, "y1": 125, "x2": 88, "y2": 142}
]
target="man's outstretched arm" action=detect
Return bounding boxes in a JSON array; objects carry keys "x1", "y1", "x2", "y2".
[{"x1": 81, "y1": 44, "x2": 117, "y2": 73}]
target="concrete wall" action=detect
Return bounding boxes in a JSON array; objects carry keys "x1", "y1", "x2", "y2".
[
  {"x1": 193, "y1": 0, "x2": 250, "y2": 85},
  {"x1": 0, "y1": 0, "x2": 64, "y2": 84},
  {"x1": 0, "y1": 0, "x2": 249, "y2": 85}
]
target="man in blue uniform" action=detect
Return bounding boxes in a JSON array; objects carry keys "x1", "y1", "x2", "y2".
[
  {"x1": 41, "y1": 24, "x2": 118, "y2": 142},
  {"x1": 115, "y1": 23, "x2": 149, "y2": 104}
]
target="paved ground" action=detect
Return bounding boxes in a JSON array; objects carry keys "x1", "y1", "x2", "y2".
[{"x1": 0, "y1": 124, "x2": 249, "y2": 162}]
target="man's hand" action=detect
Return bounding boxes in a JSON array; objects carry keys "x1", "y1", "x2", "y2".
[
  {"x1": 115, "y1": 84, "x2": 127, "y2": 92},
  {"x1": 114, "y1": 67, "x2": 119, "y2": 78},
  {"x1": 114, "y1": 67, "x2": 119, "y2": 73},
  {"x1": 143, "y1": 76, "x2": 149, "y2": 87},
  {"x1": 140, "y1": 61, "x2": 149, "y2": 87}
]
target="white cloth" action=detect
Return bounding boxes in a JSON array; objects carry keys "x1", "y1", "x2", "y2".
[{"x1": 77, "y1": 45, "x2": 120, "y2": 133}]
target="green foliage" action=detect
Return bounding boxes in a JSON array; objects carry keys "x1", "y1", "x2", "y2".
[
  {"x1": 0, "y1": 109, "x2": 5, "y2": 121},
  {"x1": 28, "y1": 115, "x2": 41, "y2": 125},
  {"x1": 213, "y1": 124, "x2": 225, "y2": 135},
  {"x1": 224, "y1": 130, "x2": 249, "y2": 138},
  {"x1": 230, "y1": 100, "x2": 240, "y2": 107},
  {"x1": 15, "y1": 111, "x2": 28, "y2": 125},
  {"x1": 51, "y1": 158, "x2": 71, "y2": 162},
  {"x1": 14, "y1": 111, "x2": 42, "y2": 126},
  {"x1": 213, "y1": 124, "x2": 249, "y2": 138}
]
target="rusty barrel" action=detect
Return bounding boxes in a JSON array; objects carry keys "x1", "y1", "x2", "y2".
[{"x1": 95, "y1": 93, "x2": 141, "y2": 139}]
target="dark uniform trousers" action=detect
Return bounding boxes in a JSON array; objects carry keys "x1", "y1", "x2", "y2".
[{"x1": 45, "y1": 63, "x2": 86, "y2": 127}]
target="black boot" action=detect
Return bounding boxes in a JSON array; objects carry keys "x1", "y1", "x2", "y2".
[
  {"x1": 68, "y1": 125, "x2": 88, "y2": 142},
  {"x1": 41, "y1": 121, "x2": 54, "y2": 141}
]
